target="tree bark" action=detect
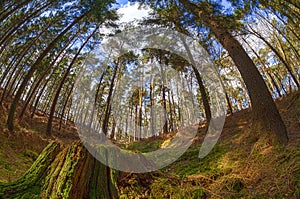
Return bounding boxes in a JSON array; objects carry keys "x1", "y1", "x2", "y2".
[
  {"x1": 7, "y1": 13, "x2": 87, "y2": 132},
  {"x1": 102, "y1": 60, "x2": 119, "y2": 136},
  {"x1": 179, "y1": 0, "x2": 288, "y2": 144},
  {"x1": 248, "y1": 25, "x2": 299, "y2": 88},
  {"x1": 46, "y1": 26, "x2": 98, "y2": 136},
  {"x1": 240, "y1": 36, "x2": 282, "y2": 97},
  {"x1": 19, "y1": 28, "x2": 80, "y2": 120},
  {"x1": 0, "y1": 141, "x2": 119, "y2": 199},
  {"x1": 0, "y1": 0, "x2": 31, "y2": 22}
]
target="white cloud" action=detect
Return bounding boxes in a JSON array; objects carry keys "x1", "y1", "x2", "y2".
[
  {"x1": 99, "y1": 2, "x2": 151, "y2": 35},
  {"x1": 117, "y1": 2, "x2": 151, "y2": 24}
]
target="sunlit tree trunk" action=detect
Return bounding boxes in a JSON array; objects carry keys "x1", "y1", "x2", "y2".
[
  {"x1": 248, "y1": 25, "x2": 299, "y2": 88},
  {"x1": 7, "y1": 13, "x2": 87, "y2": 131},
  {"x1": 46, "y1": 26, "x2": 98, "y2": 136},
  {"x1": 241, "y1": 36, "x2": 282, "y2": 97},
  {"x1": 179, "y1": 0, "x2": 288, "y2": 144}
]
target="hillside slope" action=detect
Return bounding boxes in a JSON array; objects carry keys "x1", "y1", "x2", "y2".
[
  {"x1": 0, "y1": 92, "x2": 299, "y2": 198},
  {"x1": 118, "y1": 92, "x2": 300, "y2": 198}
]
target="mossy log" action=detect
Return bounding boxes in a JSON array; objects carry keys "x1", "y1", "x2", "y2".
[{"x1": 0, "y1": 141, "x2": 119, "y2": 199}]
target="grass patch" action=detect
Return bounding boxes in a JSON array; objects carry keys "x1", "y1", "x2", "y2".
[
  {"x1": 165, "y1": 144, "x2": 228, "y2": 177},
  {"x1": 122, "y1": 139, "x2": 164, "y2": 153}
]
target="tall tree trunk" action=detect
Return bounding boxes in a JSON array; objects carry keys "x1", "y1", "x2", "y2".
[
  {"x1": 7, "y1": 13, "x2": 87, "y2": 132},
  {"x1": 191, "y1": 65, "x2": 212, "y2": 124},
  {"x1": 167, "y1": 88, "x2": 174, "y2": 132},
  {"x1": 170, "y1": 13, "x2": 213, "y2": 126},
  {"x1": 102, "y1": 60, "x2": 119, "y2": 136},
  {"x1": 31, "y1": 72, "x2": 58, "y2": 118},
  {"x1": 0, "y1": 65, "x2": 24, "y2": 103},
  {"x1": 19, "y1": 27, "x2": 80, "y2": 119},
  {"x1": 159, "y1": 58, "x2": 168, "y2": 135},
  {"x1": 179, "y1": 0, "x2": 288, "y2": 144},
  {"x1": 0, "y1": 0, "x2": 31, "y2": 22},
  {"x1": 149, "y1": 61, "x2": 156, "y2": 136},
  {"x1": 241, "y1": 36, "x2": 282, "y2": 97},
  {"x1": 0, "y1": 57, "x2": 18, "y2": 88},
  {"x1": 46, "y1": 26, "x2": 98, "y2": 136},
  {"x1": 88, "y1": 70, "x2": 106, "y2": 131},
  {"x1": 214, "y1": 61, "x2": 233, "y2": 115},
  {"x1": 248, "y1": 25, "x2": 300, "y2": 88},
  {"x1": 0, "y1": 1, "x2": 52, "y2": 51},
  {"x1": 58, "y1": 82, "x2": 75, "y2": 131}
]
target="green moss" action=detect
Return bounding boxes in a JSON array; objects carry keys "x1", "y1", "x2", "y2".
[
  {"x1": 164, "y1": 144, "x2": 227, "y2": 177},
  {"x1": 125, "y1": 140, "x2": 164, "y2": 153},
  {"x1": 0, "y1": 142, "x2": 60, "y2": 198},
  {"x1": 192, "y1": 188, "x2": 208, "y2": 199},
  {"x1": 23, "y1": 149, "x2": 39, "y2": 161}
]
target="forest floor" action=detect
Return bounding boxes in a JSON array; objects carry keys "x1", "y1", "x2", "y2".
[{"x1": 0, "y1": 91, "x2": 299, "y2": 198}]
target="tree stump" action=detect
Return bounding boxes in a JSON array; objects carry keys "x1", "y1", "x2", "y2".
[{"x1": 0, "y1": 141, "x2": 119, "y2": 199}]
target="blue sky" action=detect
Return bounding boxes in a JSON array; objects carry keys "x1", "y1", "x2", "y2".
[
  {"x1": 114, "y1": 0, "x2": 130, "y2": 9},
  {"x1": 117, "y1": 0, "x2": 128, "y2": 5}
]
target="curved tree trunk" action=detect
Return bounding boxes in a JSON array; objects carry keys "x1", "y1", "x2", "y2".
[
  {"x1": 179, "y1": 0, "x2": 289, "y2": 144},
  {"x1": 255, "y1": 11, "x2": 300, "y2": 61},
  {"x1": 248, "y1": 25, "x2": 300, "y2": 88},
  {"x1": 102, "y1": 60, "x2": 120, "y2": 136},
  {"x1": 7, "y1": 13, "x2": 87, "y2": 131},
  {"x1": 46, "y1": 25, "x2": 98, "y2": 136},
  {"x1": 0, "y1": 0, "x2": 31, "y2": 22},
  {"x1": 20, "y1": 29, "x2": 80, "y2": 119},
  {"x1": 0, "y1": 141, "x2": 119, "y2": 199},
  {"x1": 177, "y1": 33, "x2": 212, "y2": 127},
  {"x1": 240, "y1": 36, "x2": 283, "y2": 97},
  {"x1": 0, "y1": 1, "x2": 52, "y2": 51},
  {"x1": 58, "y1": 82, "x2": 75, "y2": 131}
]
